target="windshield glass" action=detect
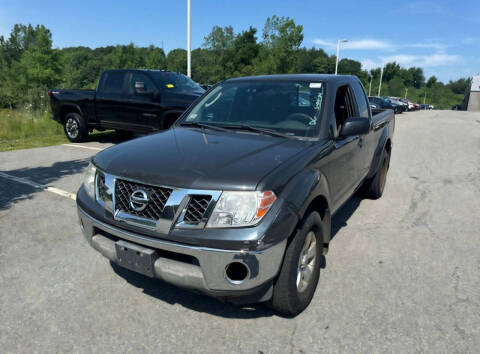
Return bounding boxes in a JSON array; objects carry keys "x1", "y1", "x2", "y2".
[
  {"x1": 149, "y1": 72, "x2": 204, "y2": 94},
  {"x1": 181, "y1": 80, "x2": 325, "y2": 138}
]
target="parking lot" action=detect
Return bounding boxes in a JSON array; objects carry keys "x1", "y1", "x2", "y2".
[{"x1": 1, "y1": 110, "x2": 479, "y2": 352}]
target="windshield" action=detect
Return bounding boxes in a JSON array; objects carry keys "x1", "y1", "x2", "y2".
[
  {"x1": 149, "y1": 72, "x2": 204, "y2": 94},
  {"x1": 181, "y1": 80, "x2": 325, "y2": 138}
]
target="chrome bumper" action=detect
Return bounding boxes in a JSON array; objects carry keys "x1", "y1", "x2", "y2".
[{"x1": 78, "y1": 207, "x2": 286, "y2": 294}]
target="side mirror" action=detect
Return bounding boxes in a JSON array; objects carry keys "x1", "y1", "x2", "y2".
[
  {"x1": 339, "y1": 117, "x2": 370, "y2": 137},
  {"x1": 134, "y1": 81, "x2": 147, "y2": 94}
]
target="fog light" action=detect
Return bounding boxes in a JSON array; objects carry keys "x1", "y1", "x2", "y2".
[{"x1": 225, "y1": 262, "x2": 249, "y2": 284}]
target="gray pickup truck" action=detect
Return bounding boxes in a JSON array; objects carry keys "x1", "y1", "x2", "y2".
[{"x1": 77, "y1": 74, "x2": 394, "y2": 315}]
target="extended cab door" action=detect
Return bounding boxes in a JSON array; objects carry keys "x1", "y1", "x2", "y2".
[
  {"x1": 95, "y1": 71, "x2": 130, "y2": 129},
  {"x1": 350, "y1": 81, "x2": 374, "y2": 179},
  {"x1": 123, "y1": 72, "x2": 161, "y2": 131}
]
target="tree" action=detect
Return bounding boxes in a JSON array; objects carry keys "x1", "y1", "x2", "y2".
[
  {"x1": 260, "y1": 15, "x2": 303, "y2": 73},
  {"x1": 407, "y1": 67, "x2": 425, "y2": 88},
  {"x1": 426, "y1": 76, "x2": 437, "y2": 88},
  {"x1": 167, "y1": 49, "x2": 187, "y2": 74}
]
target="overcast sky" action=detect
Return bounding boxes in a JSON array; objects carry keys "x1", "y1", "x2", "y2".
[{"x1": 1, "y1": 0, "x2": 478, "y2": 82}]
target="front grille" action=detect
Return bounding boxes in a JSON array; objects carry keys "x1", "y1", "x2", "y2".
[
  {"x1": 115, "y1": 179, "x2": 172, "y2": 220},
  {"x1": 183, "y1": 195, "x2": 212, "y2": 224}
]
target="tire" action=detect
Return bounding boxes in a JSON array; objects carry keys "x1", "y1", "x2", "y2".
[
  {"x1": 269, "y1": 211, "x2": 325, "y2": 316},
  {"x1": 363, "y1": 149, "x2": 390, "y2": 199},
  {"x1": 64, "y1": 112, "x2": 88, "y2": 143}
]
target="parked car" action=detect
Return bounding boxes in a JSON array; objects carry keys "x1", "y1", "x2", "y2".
[
  {"x1": 388, "y1": 97, "x2": 408, "y2": 112},
  {"x1": 49, "y1": 69, "x2": 205, "y2": 142},
  {"x1": 77, "y1": 74, "x2": 395, "y2": 315},
  {"x1": 369, "y1": 96, "x2": 401, "y2": 113}
]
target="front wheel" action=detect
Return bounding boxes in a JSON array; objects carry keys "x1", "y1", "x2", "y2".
[
  {"x1": 64, "y1": 113, "x2": 87, "y2": 142},
  {"x1": 269, "y1": 211, "x2": 325, "y2": 316}
]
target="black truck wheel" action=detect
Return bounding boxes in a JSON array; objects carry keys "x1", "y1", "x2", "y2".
[
  {"x1": 64, "y1": 112, "x2": 88, "y2": 143},
  {"x1": 269, "y1": 211, "x2": 324, "y2": 316},
  {"x1": 364, "y1": 149, "x2": 390, "y2": 199}
]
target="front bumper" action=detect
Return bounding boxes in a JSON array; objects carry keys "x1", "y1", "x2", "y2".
[{"x1": 78, "y1": 207, "x2": 287, "y2": 300}]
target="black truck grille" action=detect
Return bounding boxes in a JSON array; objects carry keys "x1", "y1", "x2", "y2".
[
  {"x1": 115, "y1": 179, "x2": 172, "y2": 220},
  {"x1": 183, "y1": 195, "x2": 212, "y2": 224}
]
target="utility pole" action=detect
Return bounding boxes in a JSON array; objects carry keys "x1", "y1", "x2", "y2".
[
  {"x1": 334, "y1": 39, "x2": 348, "y2": 75},
  {"x1": 405, "y1": 87, "x2": 408, "y2": 99},
  {"x1": 377, "y1": 66, "x2": 384, "y2": 96},
  {"x1": 423, "y1": 90, "x2": 427, "y2": 104},
  {"x1": 187, "y1": 0, "x2": 191, "y2": 77}
]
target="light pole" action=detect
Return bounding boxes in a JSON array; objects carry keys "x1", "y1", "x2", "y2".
[
  {"x1": 187, "y1": 0, "x2": 191, "y2": 77},
  {"x1": 368, "y1": 74, "x2": 372, "y2": 96},
  {"x1": 334, "y1": 39, "x2": 348, "y2": 75},
  {"x1": 377, "y1": 66, "x2": 384, "y2": 96},
  {"x1": 405, "y1": 87, "x2": 408, "y2": 99}
]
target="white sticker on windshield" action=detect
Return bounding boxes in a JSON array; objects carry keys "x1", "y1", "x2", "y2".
[{"x1": 309, "y1": 82, "x2": 322, "y2": 88}]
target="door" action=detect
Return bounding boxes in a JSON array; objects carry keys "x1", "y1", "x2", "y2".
[
  {"x1": 351, "y1": 81, "x2": 374, "y2": 179},
  {"x1": 124, "y1": 72, "x2": 162, "y2": 131},
  {"x1": 95, "y1": 71, "x2": 130, "y2": 129},
  {"x1": 324, "y1": 85, "x2": 363, "y2": 209}
]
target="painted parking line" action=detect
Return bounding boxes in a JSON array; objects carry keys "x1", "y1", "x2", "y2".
[
  {"x1": 0, "y1": 172, "x2": 76, "y2": 200},
  {"x1": 62, "y1": 144, "x2": 104, "y2": 151}
]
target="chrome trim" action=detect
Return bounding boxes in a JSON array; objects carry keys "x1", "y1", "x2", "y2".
[
  {"x1": 95, "y1": 170, "x2": 222, "y2": 232},
  {"x1": 78, "y1": 207, "x2": 287, "y2": 292}
]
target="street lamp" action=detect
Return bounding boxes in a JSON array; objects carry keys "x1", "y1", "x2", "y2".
[
  {"x1": 187, "y1": 0, "x2": 191, "y2": 77},
  {"x1": 335, "y1": 39, "x2": 348, "y2": 75},
  {"x1": 368, "y1": 73, "x2": 372, "y2": 96},
  {"x1": 377, "y1": 66, "x2": 384, "y2": 96}
]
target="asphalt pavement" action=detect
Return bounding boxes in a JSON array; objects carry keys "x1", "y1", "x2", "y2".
[{"x1": 0, "y1": 110, "x2": 479, "y2": 353}]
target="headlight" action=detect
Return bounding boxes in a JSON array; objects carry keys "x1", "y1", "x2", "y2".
[
  {"x1": 83, "y1": 163, "x2": 96, "y2": 199},
  {"x1": 206, "y1": 191, "x2": 276, "y2": 228}
]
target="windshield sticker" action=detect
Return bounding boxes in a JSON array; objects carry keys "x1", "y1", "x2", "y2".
[
  {"x1": 309, "y1": 82, "x2": 322, "y2": 88},
  {"x1": 314, "y1": 92, "x2": 323, "y2": 110},
  {"x1": 166, "y1": 83, "x2": 174, "y2": 88}
]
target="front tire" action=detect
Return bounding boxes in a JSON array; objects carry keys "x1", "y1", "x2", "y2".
[
  {"x1": 64, "y1": 113, "x2": 87, "y2": 143},
  {"x1": 269, "y1": 211, "x2": 325, "y2": 316}
]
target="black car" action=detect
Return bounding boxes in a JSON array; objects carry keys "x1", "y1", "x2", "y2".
[
  {"x1": 369, "y1": 96, "x2": 401, "y2": 113},
  {"x1": 77, "y1": 74, "x2": 394, "y2": 315},
  {"x1": 49, "y1": 69, "x2": 205, "y2": 142}
]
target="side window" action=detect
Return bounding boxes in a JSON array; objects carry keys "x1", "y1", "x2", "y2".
[
  {"x1": 352, "y1": 82, "x2": 369, "y2": 117},
  {"x1": 334, "y1": 85, "x2": 355, "y2": 133},
  {"x1": 100, "y1": 72, "x2": 127, "y2": 94},
  {"x1": 128, "y1": 73, "x2": 155, "y2": 96}
]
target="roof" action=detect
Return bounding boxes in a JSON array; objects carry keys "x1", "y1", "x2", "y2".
[{"x1": 226, "y1": 73, "x2": 358, "y2": 82}]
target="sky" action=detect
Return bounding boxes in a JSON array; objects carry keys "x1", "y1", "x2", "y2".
[{"x1": 0, "y1": 0, "x2": 479, "y2": 83}]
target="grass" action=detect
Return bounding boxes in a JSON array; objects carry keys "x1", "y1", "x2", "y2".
[
  {"x1": 0, "y1": 109, "x2": 68, "y2": 151},
  {"x1": 0, "y1": 109, "x2": 123, "y2": 152}
]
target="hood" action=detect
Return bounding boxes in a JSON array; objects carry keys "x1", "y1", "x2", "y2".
[{"x1": 93, "y1": 127, "x2": 310, "y2": 191}]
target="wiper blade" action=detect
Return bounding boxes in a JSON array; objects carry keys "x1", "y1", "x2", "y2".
[
  {"x1": 180, "y1": 121, "x2": 227, "y2": 132},
  {"x1": 218, "y1": 124, "x2": 290, "y2": 138}
]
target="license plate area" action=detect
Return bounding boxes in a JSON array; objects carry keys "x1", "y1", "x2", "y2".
[{"x1": 115, "y1": 240, "x2": 158, "y2": 277}]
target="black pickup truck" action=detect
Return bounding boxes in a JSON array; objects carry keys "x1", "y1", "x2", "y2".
[
  {"x1": 77, "y1": 74, "x2": 394, "y2": 315},
  {"x1": 49, "y1": 69, "x2": 204, "y2": 142}
]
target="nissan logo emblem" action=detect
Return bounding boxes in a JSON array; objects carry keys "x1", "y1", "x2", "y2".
[{"x1": 129, "y1": 189, "x2": 149, "y2": 212}]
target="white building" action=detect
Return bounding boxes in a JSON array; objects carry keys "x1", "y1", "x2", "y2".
[{"x1": 467, "y1": 76, "x2": 480, "y2": 111}]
